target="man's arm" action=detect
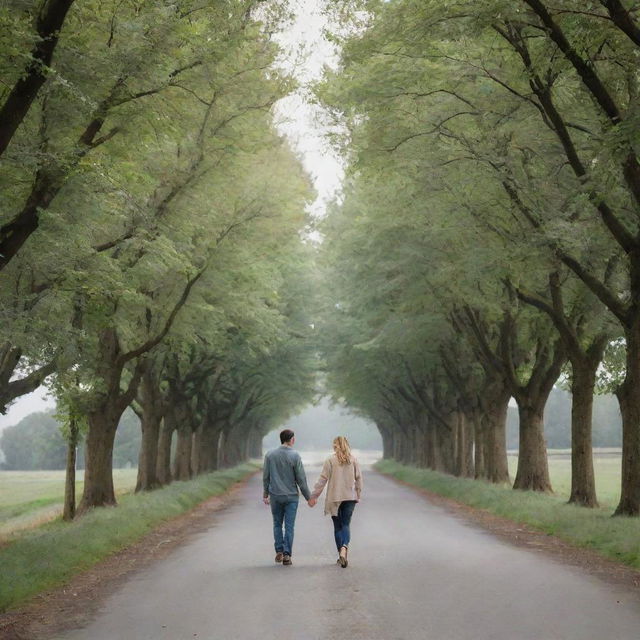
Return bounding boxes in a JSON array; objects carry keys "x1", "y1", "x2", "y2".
[
  {"x1": 293, "y1": 454, "x2": 311, "y2": 501},
  {"x1": 263, "y1": 453, "x2": 270, "y2": 503}
]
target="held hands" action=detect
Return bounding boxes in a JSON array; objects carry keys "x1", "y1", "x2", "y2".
[{"x1": 308, "y1": 498, "x2": 317, "y2": 508}]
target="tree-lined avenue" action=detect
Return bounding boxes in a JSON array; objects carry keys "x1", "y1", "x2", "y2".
[{"x1": 59, "y1": 466, "x2": 640, "y2": 640}]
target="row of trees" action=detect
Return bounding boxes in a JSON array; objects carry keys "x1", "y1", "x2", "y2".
[
  {"x1": 318, "y1": 0, "x2": 640, "y2": 514},
  {"x1": 0, "y1": 0, "x2": 317, "y2": 518}
]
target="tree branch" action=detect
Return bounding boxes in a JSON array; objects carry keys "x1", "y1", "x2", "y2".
[
  {"x1": 0, "y1": 0, "x2": 76, "y2": 157},
  {"x1": 599, "y1": 0, "x2": 640, "y2": 48},
  {"x1": 118, "y1": 266, "x2": 207, "y2": 366},
  {"x1": 0, "y1": 358, "x2": 57, "y2": 413}
]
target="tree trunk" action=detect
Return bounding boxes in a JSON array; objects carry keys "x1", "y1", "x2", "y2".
[
  {"x1": 471, "y1": 410, "x2": 486, "y2": 479},
  {"x1": 200, "y1": 424, "x2": 223, "y2": 472},
  {"x1": 173, "y1": 425, "x2": 193, "y2": 481},
  {"x1": 399, "y1": 427, "x2": 411, "y2": 464},
  {"x1": 433, "y1": 420, "x2": 450, "y2": 472},
  {"x1": 136, "y1": 411, "x2": 162, "y2": 491},
  {"x1": 246, "y1": 429, "x2": 263, "y2": 459},
  {"x1": 78, "y1": 408, "x2": 120, "y2": 512},
  {"x1": 77, "y1": 329, "x2": 142, "y2": 512},
  {"x1": 415, "y1": 422, "x2": 424, "y2": 465},
  {"x1": 402, "y1": 425, "x2": 413, "y2": 465},
  {"x1": 379, "y1": 423, "x2": 393, "y2": 459},
  {"x1": 615, "y1": 317, "x2": 640, "y2": 516},
  {"x1": 156, "y1": 417, "x2": 174, "y2": 485},
  {"x1": 135, "y1": 371, "x2": 163, "y2": 492},
  {"x1": 438, "y1": 414, "x2": 456, "y2": 474},
  {"x1": 253, "y1": 432, "x2": 264, "y2": 458},
  {"x1": 221, "y1": 423, "x2": 248, "y2": 467},
  {"x1": 461, "y1": 412, "x2": 474, "y2": 478},
  {"x1": 406, "y1": 423, "x2": 418, "y2": 465},
  {"x1": 217, "y1": 429, "x2": 229, "y2": 468},
  {"x1": 513, "y1": 401, "x2": 552, "y2": 492},
  {"x1": 482, "y1": 389, "x2": 510, "y2": 484},
  {"x1": 391, "y1": 427, "x2": 402, "y2": 463},
  {"x1": 569, "y1": 360, "x2": 598, "y2": 507},
  {"x1": 62, "y1": 418, "x2": 79, "y2": 521},
  {"x1": 191, "y1": 423, "x2": 203, "y2": 475},
  {"x1": 423, "y1": 418, "x2": 434, "y2": 469}
]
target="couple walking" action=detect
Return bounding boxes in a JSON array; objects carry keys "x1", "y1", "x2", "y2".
[{"x1": 262, "y1": 429, "x2": 363, "y2": 568}]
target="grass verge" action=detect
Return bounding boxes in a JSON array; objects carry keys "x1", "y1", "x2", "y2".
[
  {"x1": 375, "y1": 459, "x2": 640, "y2": 570},
  {"x1": 0, "y1": 464, "x2": 257, "y2": 612},
  {"x1": 0, "y1": 497, "x2": 63, "y2": 521}
]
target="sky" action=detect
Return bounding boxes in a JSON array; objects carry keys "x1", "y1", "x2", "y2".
[
  {"x1": 1, "y1": 1, "x2": 346, "y2": 435},
  {"x1": 0, "y1": 388, "x2": 54, "y2": 434},
  {"x1": 272, "y1": 0, "x2": 345, "y2": 219}
]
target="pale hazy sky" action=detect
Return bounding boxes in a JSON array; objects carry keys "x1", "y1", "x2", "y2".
[
  {"x1": 0, "y1": 389, "x2": 53, "y2": 433},
  {"x1": 272, "y1": 0, "x2": 345, "y2": 219}
]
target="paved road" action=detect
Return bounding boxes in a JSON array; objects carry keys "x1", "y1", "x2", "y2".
[{"x1": 63, "y1": 464, "x2": 640, "y2": 640}]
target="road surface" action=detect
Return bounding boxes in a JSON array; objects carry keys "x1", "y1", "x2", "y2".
[{"x1": 62, "y1": 462, "x2": 640, "y2": 640}]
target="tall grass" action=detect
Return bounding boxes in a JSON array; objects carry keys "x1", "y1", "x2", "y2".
[
  {"x1": 0, "y1": 464, "x2": 256, "y2": 612},
  {"x1": 375, "y1": 459, "x2": 640, "y2": 570}
]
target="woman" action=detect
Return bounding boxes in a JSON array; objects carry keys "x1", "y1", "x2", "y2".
[{"x1": 309, "y1": 436, "x2": 363, "y2": 568}]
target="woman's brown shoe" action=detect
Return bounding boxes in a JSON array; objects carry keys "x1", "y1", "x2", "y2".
[
  {"x1": 339, "y1": 546, "x2": 348, "y2": 568},
  {"x1": 275, "y1": 552, "x2": 284, "y2": 563}
]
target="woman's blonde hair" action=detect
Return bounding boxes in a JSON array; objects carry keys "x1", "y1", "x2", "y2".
[{"x1": 333, "y1": 436, "x2": 352, "y2": 465}]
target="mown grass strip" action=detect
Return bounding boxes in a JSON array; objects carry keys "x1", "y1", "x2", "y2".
[
  {"x1": 375, "y1": 460, "x2": 640, "y2": 570},
  {"x1": 0, "y1": 464, "x2": 257, "y2": 612},
  {"x1": 0, "y1": 497, "x2": 63, "y2": 521}
]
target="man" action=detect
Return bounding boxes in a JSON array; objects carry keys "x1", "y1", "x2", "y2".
[{"x1": 263, "y1": 429, "x2": 310, "y2": 566}]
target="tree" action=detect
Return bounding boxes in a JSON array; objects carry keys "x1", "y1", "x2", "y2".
[{"x1": 319, "y1": 0, "x2": 640, "y2": 511}]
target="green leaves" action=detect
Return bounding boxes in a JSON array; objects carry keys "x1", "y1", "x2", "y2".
[
  {"x1": 315, "y1": 0, "x2": 637, "y2": 426},
  {"x1": 0, "y1": 0, "x2": 318, "y2": 431}
]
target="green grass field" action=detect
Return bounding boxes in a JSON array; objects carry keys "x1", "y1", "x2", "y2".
[
  {"x1": 0, "y1": 469, "x2": 138, "y2": 537},
  {"x1": 0, "y1": 468, "x2": 138, "y2": 508},
  {"x1": 508, "y1": 454, "x2": 622, "y2": 508}
]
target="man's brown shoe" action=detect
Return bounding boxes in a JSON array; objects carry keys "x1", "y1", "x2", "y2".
[
  {"x1": 282, "y1": 554, "x2": 292, "y2": 565},
  {"x1": 275, "y1": 552, "x2": 284, "y2": 563}
]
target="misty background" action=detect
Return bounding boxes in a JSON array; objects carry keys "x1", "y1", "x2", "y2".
[{"x1": 0, "y1": 389, "x2": 624, "y2": 470}]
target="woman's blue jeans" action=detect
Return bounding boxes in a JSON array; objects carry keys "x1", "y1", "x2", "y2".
[
  {"x1": 270, "y1": 495, "x2": 299, "y2": 556},
  {"x1": 332, "y1": 500, "x2": 357, "y2": 551}
]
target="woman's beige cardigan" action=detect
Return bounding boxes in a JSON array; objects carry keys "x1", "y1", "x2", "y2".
[{"x1": 310, "y1": 454, "x2": 363, "y2": 516}]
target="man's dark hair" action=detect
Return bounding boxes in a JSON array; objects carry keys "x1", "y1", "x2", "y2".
[{"x1": 280, "y1": 429, "x2": 295, "y2": 444}]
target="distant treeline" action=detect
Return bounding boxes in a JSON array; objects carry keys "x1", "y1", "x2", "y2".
[{"x1": 0, "y1": 409, "x2": 141, "y2": 471}]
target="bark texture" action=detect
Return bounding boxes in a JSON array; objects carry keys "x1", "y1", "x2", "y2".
[
  {"x1": 513, "y1": 403, "x2": 552, "y2": 493},
  {"x1": 62, "y1": 418, "x2": 78, "y2": 521}
]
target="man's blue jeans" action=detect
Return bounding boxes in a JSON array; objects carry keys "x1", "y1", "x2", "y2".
[
  {"x1": 270, "y1": 495, "x2": 299, "y2": 556},
  {"x1": 332, "y1": 500, "x2": 357, "y2": 551}
]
